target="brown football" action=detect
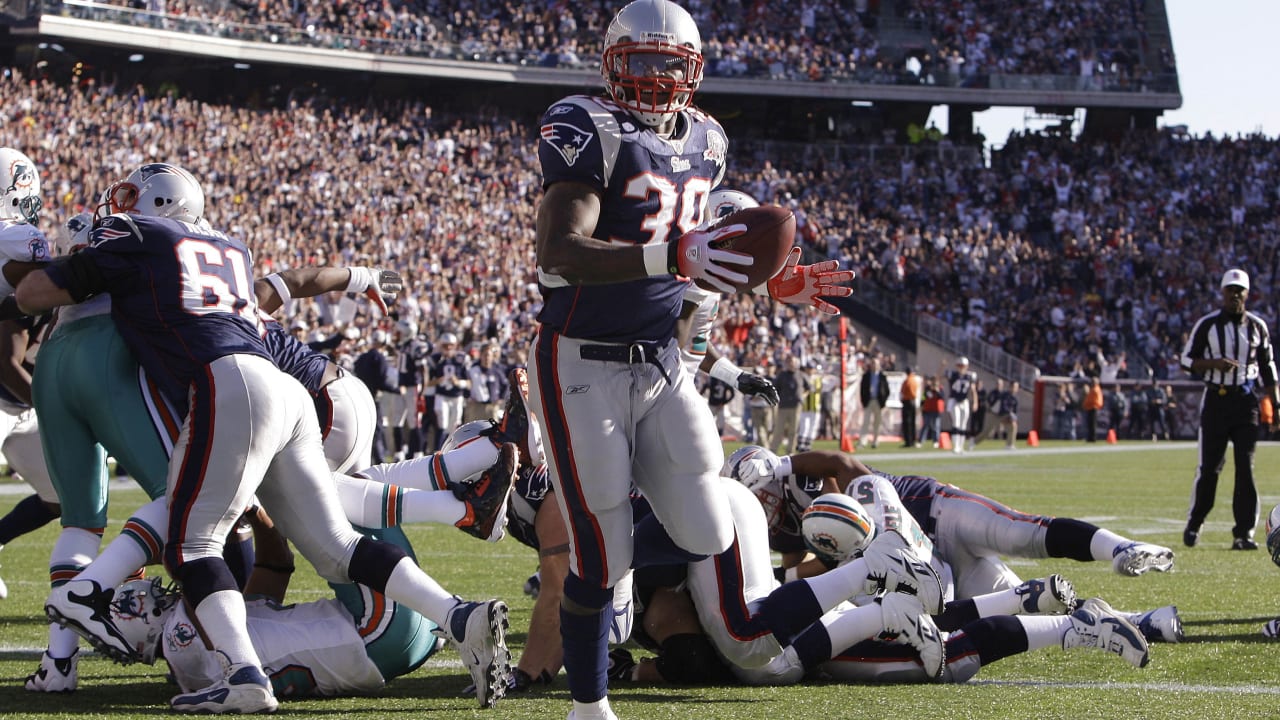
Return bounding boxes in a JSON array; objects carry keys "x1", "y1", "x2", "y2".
[{"x1": 696, "y1": 204, "x2": 796, "y2": 292}]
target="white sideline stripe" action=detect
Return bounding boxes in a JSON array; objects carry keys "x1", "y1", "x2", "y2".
[{"x1": 972, "y1": 679, "x2": 1280, "y2": 695}]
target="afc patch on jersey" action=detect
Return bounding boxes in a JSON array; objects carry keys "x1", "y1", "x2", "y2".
[
  {"x1": 541, "y1": 119, "x2": 594, "y2": 167},
  {"x1": 703, "y1": 128, "x2": 726, "y2": 164}
]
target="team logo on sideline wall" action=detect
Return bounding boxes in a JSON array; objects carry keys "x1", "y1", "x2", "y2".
[{"x1": 541, "y1": 122, "x2": 593, "y2": 167}]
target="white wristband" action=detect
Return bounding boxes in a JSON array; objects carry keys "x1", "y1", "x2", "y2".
[
  {"x1": 345, "y1": 266, "x2": 375, "y2": 293},
  {"x1": 784, "y1": 566, "x2": 800, "y2": 583},
  {"x1": 263, "y1": 273, "x2": 292, "y2": 305},
  {"x1": 709, "y1": 356, "x2": 743, "y2": 386},
  {"x1": 774, "y1": 455, "x2": 793, "y2": 480},
  {"x1": 642, "y1": 242, "x2": 669, "y2": 277},
  {"x1": 751, "y1": 282, "x2": 771, "y2": 297}
]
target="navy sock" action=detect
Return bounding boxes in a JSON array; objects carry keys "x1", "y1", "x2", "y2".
[
  {"x1": 561, "y1": 573, "x2": 612, "y2": 703},
  {"x1": 0, "y1": 493, "x2": 58, "y2": 545},
  {"x1": 175, "y1": 557, "x2": 239, "y2": 607},
  {"x1": 1045, "y1": 518, "x2": 1100, "y2": 561},
  {"x1": 632, "y1": 514, "x2": 706, "y2": 568},
  {"x1": 788, "y1": 620, "x2": 833, "y2": 670},
  {"x1": 934, "y1": 598, "x2": 979, "y2": 632},
  {"x1": 960, "y1": 615, "x2": 1029, "y2": 665},
  {"x1": 222, "y1": 524, "x2": 256, "y2": 591},
  {"x1": 757, "y1": 580, "x2": 823, "y2": 644}
]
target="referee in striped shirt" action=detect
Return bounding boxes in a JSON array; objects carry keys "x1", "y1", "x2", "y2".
[{"x1": 1181, "y1": 268, "x2": 1280, "y2": 550}]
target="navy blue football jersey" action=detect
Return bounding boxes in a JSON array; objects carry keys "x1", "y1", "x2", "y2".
[
  {"x1": 262, "y1": 316, "x2": 329, "y2": 394},
  {"x1": 428, "y1": 351, "x2": 471, "y2": 398},
  {"x1": 80, "y1": 214, "x2": 268, "y2": 410},
  {"x1": 507, "y1": 463, "x2": 554, "y2": 551},
  {"x1": 537, "y1": 95, "x2": 728, "y2": 343}
]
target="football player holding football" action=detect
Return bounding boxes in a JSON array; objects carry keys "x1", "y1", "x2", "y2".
[{"x1": 529, "y1": 3, "x2": 851, "y2": 718}]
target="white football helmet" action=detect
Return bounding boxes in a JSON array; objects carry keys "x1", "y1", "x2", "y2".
[
  {"x1": 1266, "y1": 502, "x2": 1280, "y2": 568},
  {"x1": 722, "y1": 445, "x2": 781, "y2": 492},
  {"x1": 58, "y1": 212, "x2": 94, "y2": 256},
  {"x1": 706, "y1": 189, "x2": 759, "y2": 224},
  {"x1": 801, "y1": 492, "x2": 875, "y2": 564},
  {"x1": 602, "y1": 0, "x2": 704, "y2": 127},
  {"x1": 102, "y1": 163, "x2": 205, "y2": 224},
  {"x1": 109, "y1": 578, "x2": 182, "y2": 664},
  {"x1": 442, "y1": 419, "x2": 498, "y2": 454},
  {"x1": 0, "y1": 147, "x2": 42, "y2": 224}
]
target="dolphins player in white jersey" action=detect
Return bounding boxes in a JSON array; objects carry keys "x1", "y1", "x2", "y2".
[{"x1": 0, "y1": 148, "x2": 61, "y2": 604}]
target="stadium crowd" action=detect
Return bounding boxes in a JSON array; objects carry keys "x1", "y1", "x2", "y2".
[
  {"x1": 82, "y1": 0, "x2": 1162, "y2": 86},
  {"x1": 4, "y1": 57, "x2": 1278, "y2": 447}
]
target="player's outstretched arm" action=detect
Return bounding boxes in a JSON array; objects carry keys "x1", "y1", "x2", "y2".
[
  {"x1": 256, "y1": 266, "x2": 404, "y2": 315},
  {"x1": 515, "y1": 495, "x2": 569, "y2": 687}
]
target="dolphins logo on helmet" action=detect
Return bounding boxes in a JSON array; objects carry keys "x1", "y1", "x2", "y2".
[{"x1": 0, "y1": 148, "x2": 42, "y2": 224}]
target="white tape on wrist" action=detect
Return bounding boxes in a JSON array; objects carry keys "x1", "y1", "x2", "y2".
[
  {"x1": 345, "y1": 266, "x2": 375, "y2": 293},
  {"x1": 642, "y1": 242, "x2": 670, "y2": 277},
  {"x1": 784, "y1": 566, "x2": 800, "y2": 583},
  {"x1": 709, "y1": 356, "x2": 743, "y2": 386},
  {"x1": 774, "y1": 455, "x2": 793, "y2": 480},
  {"x1": 263, "y1": 273, "x2": 292, "y2": 305}
]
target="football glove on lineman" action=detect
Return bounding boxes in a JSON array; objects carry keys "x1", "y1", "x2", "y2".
[
  {"x1": 346, "y1": 267, "x2": 404, "y2": 316},
  {"x1": 668, "y1": 223, "x2": 753, "y2": 294},
  {"x1": 738, "y1": 372, "x2": 779, "y2": 406},
  {"x1": 760, "y1": 247, "x2": 854, "y2": 315}
]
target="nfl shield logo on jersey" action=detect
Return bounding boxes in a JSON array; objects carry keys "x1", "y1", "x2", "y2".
[{"x1": 540, "y1": 122, "x2": 593, "y2": 167}]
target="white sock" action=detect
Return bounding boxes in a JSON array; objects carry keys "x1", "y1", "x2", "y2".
[
  {"x1": 1089, "y1": 529, "x2": 1129, "y2": 561},
  {"x1": 359, "y1": 441, "x2": 498, "y2": 492},
  {"x1": 819, "y1": 603, "x2": 885, "y2": 658},
  {"x1": 572, "y1": 698, "x2": 614, "y2": 720},
  {"x1": 1017, "y1": 614, "x2": 1072, "y2": 652},
  {"x1": 802, "y1": 558, "x2": 869, "y2": 611},
  {"x1": 48, "y1": 623, "x2": 79, "y2": 659},
  {"x1": 77, "y1": 499, "x2": 167, "y2": 588},
  {"x1": 334, "y1": 473, "x2": 466, "y2": 527},
  {"x1": 192, "y1": 590, "x2": 261, "y2": 668},
  {"x1": 972, "y1": 587, "x2": 1022, "y2": 618},
  {"x1": 382, "y1": 557, "x2": 462, "y2": 627}
]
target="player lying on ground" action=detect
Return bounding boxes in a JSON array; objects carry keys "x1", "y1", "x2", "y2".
[{"x1": 722, "y1": 445, "x2": 1183, "y2": 644}]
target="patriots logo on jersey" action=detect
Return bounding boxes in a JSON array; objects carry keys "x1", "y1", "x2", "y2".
[{"x1": 541, "y1": 122, "x2": 593, "y2": 167}]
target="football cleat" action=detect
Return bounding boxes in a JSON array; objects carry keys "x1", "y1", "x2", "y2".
[
  {"x1": 860, "y1": 530, "x2": 944, "y2": 614},
  {"x1": 1014, "y1": 574, "x2": 1076, "y2": 615},
  {"x1": 24, "y1": 650, "x2": 78, "y2": 692},
  {"x1": 451, "y1": 442, "x2": 518, "y2": 542},
  {"x1": 1062, "y1": 597, "x2": 1149, "y2": 668},
  {"x1": 170, "y1": 662, "x2": 278, "y2": 714},
  {"x1": 1263, "y1": 618, "x2": 1280, "y2": 639},
  {"x1": 1126, "y1": 605, "x2": 1184, "y2": 643},
  {"x1": 879, "y1": 592, "x2": 946, "y2": 679},
  {"x1": 1111, "y1": 541, "x2": 1175, "y2": 576},
  {"x1": 1231, "y1": 537, "x2": 1259, "y2": 551},
  {"x1": 483, "y1": 368, "x2": 543, "y2": 467},
  {"x1": 45, "y1": 578, "x2": 137, "y2": 663},
  {"x1": 437, "y1": 599, "x2": 512, "y2": 708},
  {"x1": 1182, "y1": 524, "x2": 1199, "y2": 548}
]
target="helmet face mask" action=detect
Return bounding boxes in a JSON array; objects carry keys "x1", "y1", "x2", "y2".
[
  {"x1": 0, "y1": 148, "x2": 42, "y2": 224},
  {"x1": 602, "y1": 0, "x2": 703, "y2": 128}
]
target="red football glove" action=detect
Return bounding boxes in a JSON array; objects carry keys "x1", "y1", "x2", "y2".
[
  {"x1": 667, "y1": 223, "x2": 754, "y2": 294},
  {"x1": 763, "y1": 247, "x2": 855, "y2": 315},
  {"x1": 346, "y1": 267, "x2": 405, "y2": 316}
]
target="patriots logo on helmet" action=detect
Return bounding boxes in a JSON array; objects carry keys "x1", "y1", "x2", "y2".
[{"x1": 541, "y1": 122, "x2": 593, "y2": 167}]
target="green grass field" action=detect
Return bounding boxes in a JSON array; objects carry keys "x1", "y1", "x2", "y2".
[{"x1": 1, "y1": 440, "x2": 1279, "y2": 719}]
